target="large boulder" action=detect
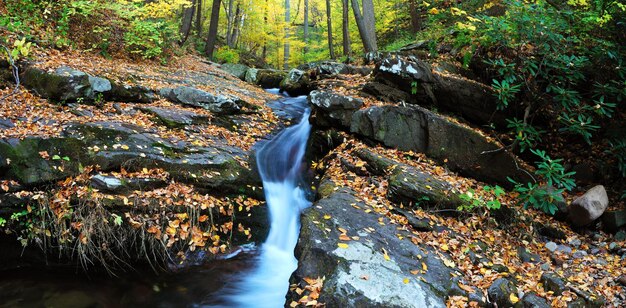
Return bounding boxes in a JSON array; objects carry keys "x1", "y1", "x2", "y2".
[
  {"x1": 22, "y1": 66, "x2": 155, "y2": 104},
  {"x1": 159, "y1": 86, "x2": 242, "y2": 115},
  {"x1": 350, "y1": 105, "x2": 530, "y2": 186},
  {"x1": 602, "y1": 209, "x2": 626, "y2": 233},
  {"x1": 569, "y1": 185, "x2": 609, "y2": 226},
  {"x1": 373, "y1": 57, "x2": 505, "y2": 126},
  {"x1": 244, "y1": 68, "x2": 287, "y2": 88},
  {"x1": 220, "y1": 63, "x2": 249, "y2": 80},
  {"x1": 309, "y1": 90, "x2": 363, "y2": 128},
  {"x1": 291, "y1": 180, "x2": 455, "y2": 307},
  {"x1": 279, "y1": 69, "x2": 313, "y2": 96},
  {"x1": 298, "y1": 61, "x2": 372, "y2": 77}
]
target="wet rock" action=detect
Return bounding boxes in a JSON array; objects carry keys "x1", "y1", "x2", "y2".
[
  {"x1": 220, "y1": 63, "x2": 249, "y2": 80},
  {"x1": 568, "y1": 238, "x2": 582, "y2": 247},
  {"x1": 387, "y1": 164, "x2": 462, "y2": 210},
  {"x1": 90, "y1": 174, "x2": 167, "y2": 194},
  {"x1": 602, "y1": 210, "x2": 626, "y2": 233},
  {"x1": 279, "y1": 69, "x2": 313, "y2": 96},
  {"x1": 521, "y1": 292, "x2": 550, "y2": 308},
  {"x1": 570, "y1": 288, "x2": 605, "y2": 308},
  {"x1": 22, "y1": 66, "x2": 154, "y2": 104},
  {"x1": 517, "y1": 247, "x2": 541, "y2": 263},
  {"x1": 350, "y1": 105, "x2": 530, "y2": 186},
  {"x1": 309, "y1": 90, "x2": 363, "y2": 129},
  {"x1": 615, "y1": 231, "x2": 626, "y2": 241},
  {"x1": 68, "y1": 103, "x2": 95, "y2": 117},
  {"x1": 540, "y1": 262, "x2": 551, "y2": 271},
  {"x1": 556, "y1": 245, "x2": 572, "y2": 254},
  {"x1": 159, "y1": 86, "x2": 242, "y2": 115},
  {"x1": 138, "y1": 106, "x2": 209, "y2": 128},
  {"x1": 569, "y1": 185, "x2": 609, "y2": 226},
  {"x1": 492, "y1": 264, "x2": 509, "y2": 273},
  {"x1": 291, "y1": 180, "x2": 450, "y2": 307},
  {"x1": 244, "y1": 68, "x2": 286, "y2": 88},
  {"x1": 487, "y1": 278, "x2": 518, "y2": 307},
  {"x1": 572, "y1": 250, "x2": 588, "y2": 259},
  {"x1": 540, "y1": 272, "x2": 567, "y2": 295}
]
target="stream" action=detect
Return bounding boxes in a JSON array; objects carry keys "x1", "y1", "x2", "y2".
[{"x1": 0, "y1": 90, "x2": 312, "y2": 308}]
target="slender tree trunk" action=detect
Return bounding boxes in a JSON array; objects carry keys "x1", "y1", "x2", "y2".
[
  {"x1": 326, "y1": 0, "x2": 335, "y2": 59},
  {"x1": 303, "y1": 0, "x2": 309, "y2": 55},
  {"x1": 262, "y1": 0, "x2": 269, "y2": 60},
  {"x1": 409, "y1": 0, "x2": 421, "y2": 32},
  {"x1": 284, "y1": 0, "x2": 290, "y2": 69},
  {"x1": 225, "y1": 0, "x2": 235, "y2": 47},
  {"x1": 179, "y1": 0, "x2": 196, "y2": 46},
  {"x1": 350, "y1": 0, "x2": 377, "y2": 52},
  {"x1": 229, "y1": 4, "x2": 242, "y2": 47},
  {"x1": 232, "y1": 9, "x2": 245, "y2": 47},
  {"x1": 342, "y1": 0, "x2": 351, "y2": 57},
  {"x1": 205, "y1": 0, "x2": 222, "y2": 59},
  {"x1": 195, "y1": 0, "x2": 203, "y2": 35}
]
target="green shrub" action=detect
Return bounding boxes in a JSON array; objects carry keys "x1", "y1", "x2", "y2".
[
  {"x1": 214, "y1": 47, "x2": 240, "y2": 64},
  {"x1": 457, "y1": 185, "x2": 505, "y2": 212}
]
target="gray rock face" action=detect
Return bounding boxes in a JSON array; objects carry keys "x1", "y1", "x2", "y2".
[
  {"x1": 291, "y1": 181, "x2": 453, "y2": 308},
  {"x1": 159, "y1": 86, "x2": 242, "y2": 115},
  {"x1": 0, "y1": 121, "x2": 257, "y2": 192},
  {"x1": 487, "y1": 278, "x2": 518, "y2": 307},
  {"x1": 220, "y1": 63, "x2": 249, "y2": 80},
  {"x1": 518, "y1": 247, "x2": 541, "y2": 263},
  {"x1": 279, "y1": 69, "x2": 312, "y2": 96},
  {"x1": 309, "y1": 90, "x2": 363, "y2": 128},
  {"x1": 22, "y1": 66, "x2": 154, "y2": 104},
  {"x1": 138, "y1": 106, "x2": 209, "y2": 128},
  {"x1": 569, "y1": 185, "x2": 609, "y2": 226},
  {"x1": 349, "y1": 105, "x2": 531, "y2": 186},
  {"x1": 372, "y1": 56, "x2": 503, "y2": 126},
  {"x1": 298, "y1": 61, "x2": 372, "y2": 77}
]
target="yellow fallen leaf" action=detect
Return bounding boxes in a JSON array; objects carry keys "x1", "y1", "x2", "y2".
[
  {"x1": 422, "y1": 262, "x2": 428, "y2": 271},
  {"x1": 323, "y1": 214, "x2": 331, "y2": 220},
  {"x1": 510, "y1": 293, "x2": 519, "y2": 304},
  {"x1": 338, "y1": 243, "x2": 349, "y2": 249},
  {"x1": 383, "y1": 248, "x2": 391, "y2": 261},
  {"x1": 403, "y1": 278, "x2": 410, "y2": 284},
  {"x1": 441, "y1": 243, "x2": 449, "y2": 251}
]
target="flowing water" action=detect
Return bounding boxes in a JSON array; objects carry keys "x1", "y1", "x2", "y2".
[
  {"x1": 219, "y1": 92, "x2": 312, "y2": 307},
  {"x1": 0, "y1": 90, "x2": 312, "y2": 308}
]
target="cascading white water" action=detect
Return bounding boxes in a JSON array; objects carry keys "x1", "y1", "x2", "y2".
[{"x1": 219, "y1": 93, "x2": 312, "y2": 307}]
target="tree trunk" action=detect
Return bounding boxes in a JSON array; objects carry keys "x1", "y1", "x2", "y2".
[
  {"x1": 409, "y1": 0, "x2": 421, "y2": 32},
  {"x1": 232, "y1": 8, "x2": 245, "y2": 47},
  {"x1": 205, "y1": 0, "x2": 221, "y2": 59},
  {"x1": 225, "y1": 0, "x2": 235, "y2": 47},
  {"x1": 362, "y1": 0, "x2": 377, "y2": 51},
  {"x1": 326, "y1": 0, "x2": 335, "y2": 59},
  {"x1": 350, "y1": 0, "x2": 373, "y2": 52},
  {"x1": 179, "y1": 0, "x2": 196, "y2": 46},
  {"x1": 342, "y1": 0, "x2": 351, "y2": 57},
  {"x1": 303, "y1": 0, "x2": 309, "y2": 55},
  {"x1": 262, "y1": 0, "x2": 269, "y2": 60},
  {"x1": 284, "y1": 0, "x2": 290, "y2": 69},
  {"x1": 195, "y1": 0, "x2": 203, "y2": 35}
]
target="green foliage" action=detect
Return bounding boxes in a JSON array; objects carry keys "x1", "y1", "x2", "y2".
[
  {"x1": 0, "y1": 217, "x2": 6, "y2": 227},
  {"x1": 491, "y1": 79, "x2": 521, "y2": 110},
  {"x1": 607, "y1": 138, "x2": 626, "y2": 178},
  {"x1": 457, "y1": 185, "x2": 505, "y2": 212},
  {"x1": 506, "y1": 118, "x2": 544, "y2": 152},
  {"x1": 124, "y1": 20, "x2": 166, "y2": 59},
  {"x1": 509, "y1": 149, "x2": 576, "y2": 215},
  {"x1": 214, "y1": 47, "x2": 241, "y2": 64}
]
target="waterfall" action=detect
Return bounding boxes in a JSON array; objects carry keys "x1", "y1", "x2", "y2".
[{"x1": 217, "y1": 93, "x2": 311, "y2": 307}]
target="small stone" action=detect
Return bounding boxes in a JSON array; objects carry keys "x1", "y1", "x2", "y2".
[
  {"x1": 590, "y1": 248, "x2": 601, "y2": 255},
  {"x1": 487, "y1": 278, "x2": 519, "y2": 307},
  {"x1": 545, "y1": 241, "x2": 558, "y2": 252},
  {"x1": 617, "y1": 275, "x2": 626, "y2": 287},
  {"x1": 615, "y1": 231, "x2": 626, "y2": 242},
  {"x1": 518, "y1": 247, "x2": 541, "y2": 263},
  {"x1": 492, "y1": 264, "x2": 509, "y2": 273},
  {"x1": 609, "y1": 242, "x2": 619, "y2": 251},
  {"x1": 556, "y1": 245, "x2": 572, "y2": 254},
  {"x1": 595, "y1": 258, "x2": 608, "y2": 266},
  {"x1": 568, "y1": 238, "x2": 582, "y2": 247},
  {"x1": 521, "y1": 292, "x2": 550, "y2": 308},
  {"x1": 572, "y1": 251, "x2": 588, "y2": 259},
  {"x1": 540, "y1": 262, "x2": 551, "y2": 271}
]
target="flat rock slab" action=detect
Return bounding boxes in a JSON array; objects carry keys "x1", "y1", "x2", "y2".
[
  {"x1": 291, "y1": 182, "x2": 457, "y2": 307},
  {"x1": 138, "y1": 106, "x2": 209, "y2": 128},
  {"x1": 350, "y1": 105, "x2": 531, "y2": 186},
  {"x1": 159, "y1": 86, "x2": 242, "y2": 115}
]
